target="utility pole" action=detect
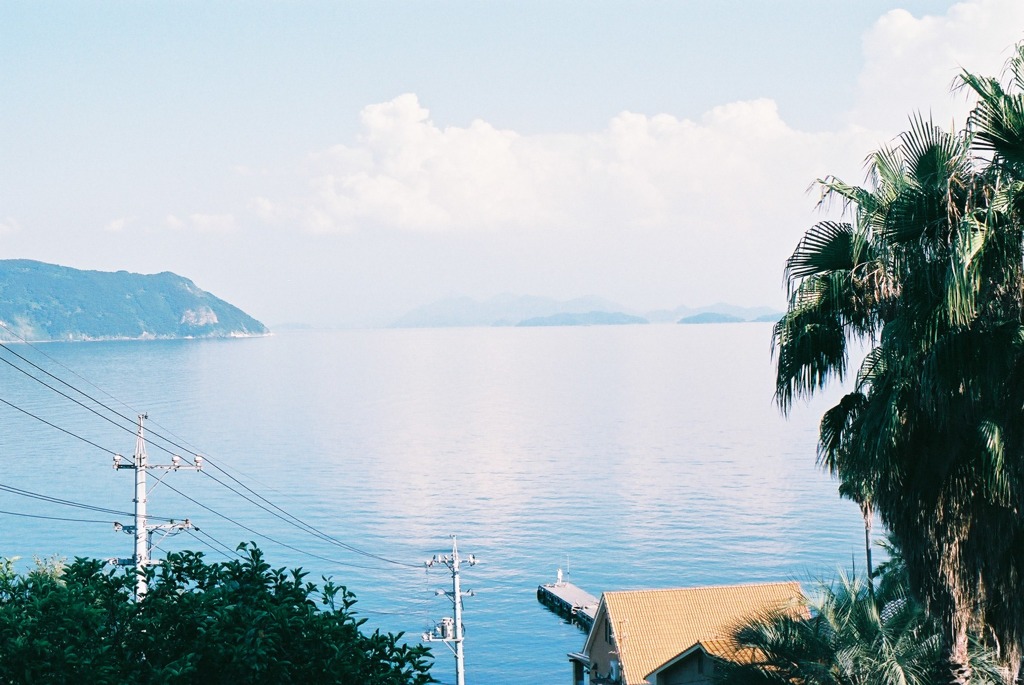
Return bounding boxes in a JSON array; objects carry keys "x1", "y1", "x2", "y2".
[
  {"x1": 423, "y1": 535, "x2": 477, "y2": 685},
  {"x1": 112, "y1": 414, "x2": 202, "y2": 599}
]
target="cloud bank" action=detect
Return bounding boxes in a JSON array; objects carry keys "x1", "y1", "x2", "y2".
[
  {"x1": 266, "y1": 95, "x2": 871, "y2": 240},
  {"x1": 71, "y1": 0, "x2": 1024, "y2": 323},
  {"x1": 852, "y1": 0, "x2": 1024, "y2": 132},
  {"x1": 259, "y1": 1, "x2": 1024, "y2": 253}
]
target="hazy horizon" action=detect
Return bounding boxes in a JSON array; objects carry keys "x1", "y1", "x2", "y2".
[{"x1": 3, "y1": 1, "x2": 1023, "y2": 327}]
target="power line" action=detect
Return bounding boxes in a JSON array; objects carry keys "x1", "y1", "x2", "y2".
[
  {"x1": 112, "y1": 414, "x2": 201, "y2": 599},
  {"x1": 0, "y1": 391, "x2": 412, "y2": 574},
  {"x1": 185, "y1": 527, "x2": 244, "y2": 560},
  {"x1": 0, "y1": 335, "x2": 212, "y2": 462},
  {"x1": 0, "y1": 508, "x2": 114, "y2": 525},
  {"x1": 0, "y1": 387, "x2": 409, "y2": 572},
  {"x1": 0, "y1": 395, "x2": 116, "y2": 455},
  {"x1": 0, "y1": 324, "x2": 151, "y2": 420},
  {"x1": 0, "y1": 481, "x2": 175, "y2": 522},
  {"x1": 0, "y1": 328, "x2": 419, "y2": 570},
  {"x1": 192, "y1": 459, "x2": 421, "y2": 568},
  {"x1": 0, "y1": 328, "x2": 218, "y2": 461},
  {"x1": 156, "y1": 478, "x2": 395, "y2": 571},
  {"x1": 0, "y1": 351, "x2": 139, "y2": 439}
]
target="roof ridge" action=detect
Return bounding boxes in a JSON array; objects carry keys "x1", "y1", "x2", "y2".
[{"x1": 603, "y1": 580, "x2": 800, "y2": 596}]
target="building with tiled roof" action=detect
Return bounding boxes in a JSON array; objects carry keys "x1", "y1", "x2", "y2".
[{"x1": 568, "y1": 581, "x2": 805, "y2": 685}]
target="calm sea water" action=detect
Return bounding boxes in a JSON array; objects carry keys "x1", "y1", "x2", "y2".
[{"x1": 0, "y1": 324, "x2": 865, "y2": 684}]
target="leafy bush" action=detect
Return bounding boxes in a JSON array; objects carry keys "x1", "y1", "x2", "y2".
[{"x1": 0, "y1": 544, "x2": 433, "y2": 684}]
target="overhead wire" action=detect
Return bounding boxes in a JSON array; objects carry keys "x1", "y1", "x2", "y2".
[
  {"x1": 185, "y1": 527, "x2": 244, "y2": 560},
  {"x1": 0, "y1": 395, "x2": 116, "y2": 455},
  {"x1": 0, "y1": 352, "x2": 139, "y2": 441},
  {"x1": 0, "y1": 325, "x2": 419, "y2": 565},
  {"x1": 188, "y1": 459, "x2": 421, "y2": 568},
  {"x1": 0, "y1": 383, "x2": 409, "y2": 571},
  {"x1": 156, "y1": 477, "x2": 397, "y2": 571},
  {"x1": 0, "y1": 480, "x2": 177, "y2": 522},
  {"x1": 0, "y1": 328, "x2": 420, "y2": 570},
  {"x1": 181, "y1": 529, "x2": 233, "y2": 560},
  {"x1": 0, "y1": 509, "x2": 115, "y2": 525},
  {"x1": 0, "y1": 341, "x2": 339, "y2": 553},
  {"x1": 0, "y1": 385, "x2": 409, "y2": 572}
]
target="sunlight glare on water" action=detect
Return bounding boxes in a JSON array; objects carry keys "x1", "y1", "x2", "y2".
[{"x1": 0, "y1": 324, "x2": 865, "y2": 684}]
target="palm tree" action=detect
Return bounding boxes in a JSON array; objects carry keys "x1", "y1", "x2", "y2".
[
  {"x1": 837, "y1": 479, "x2": 874, "y2": 602},
  {"x1": 774, "y1": 45, "x2": 1024, "y2": 684},
  {"x1": 714, "y1": 561, "x2": 1004, "y2": 685}
]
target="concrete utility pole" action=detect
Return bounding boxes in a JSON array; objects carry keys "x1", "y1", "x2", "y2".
[
  {"x1": 423, "y1": 535, "x2": 477, "y2": 685},
  {"x1": 112, "y1": 414, "x2": 202, "y2": 599}
]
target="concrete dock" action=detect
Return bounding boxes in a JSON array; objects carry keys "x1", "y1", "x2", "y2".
[{"x1": 537, "y1": 571, "x2": 599, "y2": 631}]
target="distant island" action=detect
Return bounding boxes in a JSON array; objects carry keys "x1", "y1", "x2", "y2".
[
  {"x1": 0, "y1": 260, "x2": 268, "y2": 342},
  {"x1": 389, "y1": 294, "x2": 782, "y2": 329},
  {"x1": 389, "y1": 294, "x2": 625, "y2": 328},
  {"x1": 678, "y1": 312, "x2": 745, "y2": 324},
  {"x1": 517, "y1": 311, "x2": 648, "y2": 327}
]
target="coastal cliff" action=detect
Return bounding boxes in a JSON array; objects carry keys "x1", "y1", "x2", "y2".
[{"x1": 0, "y1": 260, "x2": 268, "y2": 342}]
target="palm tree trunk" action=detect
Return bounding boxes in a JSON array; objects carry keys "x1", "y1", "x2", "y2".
[
  {"x1": 861, "y1": 502, "x2": 874, "y2": 603},
  {"x1": 999, "y1": 643, "x2": 1021, "y2": 685},
  {"x1": 946, "y1": 615, "x2": 972, "y2": 685}
]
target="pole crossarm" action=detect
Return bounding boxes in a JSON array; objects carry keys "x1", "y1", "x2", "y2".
[
  {"x1": 422, "y1": 535, "x2": 478, "y2": 685},
  {"x1": 111, "y1": 414, "x2": 201, "y2": 598}
]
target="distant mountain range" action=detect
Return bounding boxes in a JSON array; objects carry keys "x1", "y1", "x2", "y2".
[
  {"x1": 0, "y1": 260, "x2": 268, "y2": 342},
  {"x1": 647, "y1": 302, "x2": 782, "y2": 323},
  {"x1": 389, "y1": 294, "x2": 624, "y2": 328},
  {"x1": 677, "y1": 312, "x2": 745, "y2": 324},
  {"x1": 390, "y1": 294, "x2": 782, "y2": 329},
  {"x1": 517, "y1": 311, "x2": 648, "y2": 327}
]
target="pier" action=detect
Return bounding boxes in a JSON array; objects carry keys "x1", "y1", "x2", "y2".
[{"x1": 536, "y1": 569, "x2": 599, "y2": 631}]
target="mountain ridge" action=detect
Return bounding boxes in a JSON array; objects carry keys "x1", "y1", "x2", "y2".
[
  {"x1": 0, "y1": 260, "x2": 268, "y2": 342},
  {"x1": 390, "y1": 294, "x2": 781, "y2": 329},
  {"x1": 516, "y1": 311, "x2": 649, "y2": 327}
]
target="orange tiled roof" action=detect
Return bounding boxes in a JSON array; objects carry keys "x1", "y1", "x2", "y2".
[
  {"x1": 697, "y1": 637, "x2": 767, "y2": 666},
  {"x1": 698, "y1": 638, "x2": 748, "y2": 663},
  {"x1": 593, "y1": 581, "x2": 804, "y2": 685}
]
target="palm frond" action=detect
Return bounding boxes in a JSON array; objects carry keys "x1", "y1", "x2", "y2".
[
  {"x1": 773, "y1": 286, "x2": 848, "y2": 413},
  {"x1": 784, "y1": 221, "x2": 859, "y2": 283},
  {"x1": 818, "y1": 393, "x2": 866, "y2": 476},
  {"x1": 777, "y1": 46, "x2": 1024, "y2": 679},
  {"x1": 961, "y1": 68, "x2": 1024, "y2": 169},
  {"x1": 976, "y1": 420, "x2": 1010, "y2": 504}
]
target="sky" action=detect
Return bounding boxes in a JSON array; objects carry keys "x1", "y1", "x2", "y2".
[{"x1": 2, "y1": 0, "x2": 1024, "y2": 328}]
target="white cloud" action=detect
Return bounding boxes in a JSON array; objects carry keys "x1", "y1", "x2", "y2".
[
  {"x1": 851, "y1": 0, "x2": 1024, "y2": 134},
  {"x1": 0, "y1": 217, "x2": 20, "y2": 235},
  {"x1": 104, "y1": 216, "x2": 135, "y2": 232},
  {"x1": 242, "y1": 93, "x2": 891, "y2": 312},
  {"x1": 165, "y1": 213, "x2": 236, "y2": 233},
  {"x1": 270, "y1": 94, "x2": 873, "y2": 244},
  {"x1": 266, "y1": 1, "x2": 1022, "y2": 245},
  {"x1": 188, "y1": 213, "x2": 236, "y2": 233},
  {"x1": 239, "y1": 0, "x2": 1024, "y2": 316}
]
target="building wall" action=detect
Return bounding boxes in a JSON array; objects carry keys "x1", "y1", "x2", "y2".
[
  {"x1": 653, "y1": 651, "x2": 716, "y2": 685},
  {"x1": 586, "y1": 610, "x2": 621, "y2": 683},
  {"x1": 572, "y1": 659, "x2": 586, "y2": 685}
]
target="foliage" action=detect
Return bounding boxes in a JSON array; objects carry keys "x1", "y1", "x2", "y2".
[
  {"x1": 0, "y1": 259, "x2": 268, "y2": 341},
  {"x1": 714, "y1": 553, "x2": 1004, "y2": 685},
  {"x1": 0, "y1": 544, "x2": 434, "y2": 684},
  {"x1": 773, "y1": 43, "x2": 1024, "y2": 684}
]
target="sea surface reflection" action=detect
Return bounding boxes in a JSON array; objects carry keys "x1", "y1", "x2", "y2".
[{"x1": 0, "y1": 324, "x2": 864, "y2": 683}]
